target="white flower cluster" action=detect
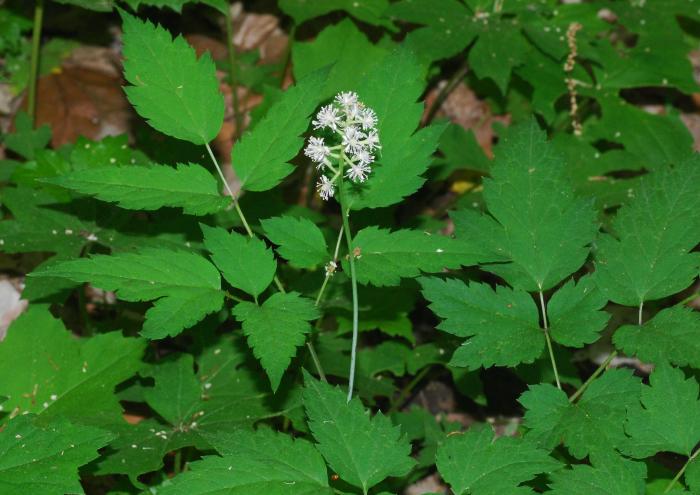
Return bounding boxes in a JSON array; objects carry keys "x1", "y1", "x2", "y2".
[{"x1": 304, "y1": 91, "x2": 381, "y2": 201}]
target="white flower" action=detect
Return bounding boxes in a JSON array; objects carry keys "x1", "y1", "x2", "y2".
[
  {"x1": 353, "y1": 148, "x2": 373, "y2": 167},
  {"x1": 312, "y1": 105, "x2": 341, "y2": 131},
  {"x1": 317, "y1": 175, "x2": 335, "y2": 200},
  {"x1": 346, "y1": 161, "x2": 372, "y2": 183},
  {"x1": 359, "y1": 107, "x2": 377, "y2": 130},
  {"x1": 365, "y1": 130, "x2": 381, "y2": 150},
  {"x1": 346, "y1": 103, "x2": 362, "y2": 122},
  {"x1": 335, "y1": 91, "x2": 358, "y2": 109},
  {"x1": 342, "y1": 126, "x2": 366, "y2": 155},
  {"x1": 304, "y1": 136, "x2": 330, "y2": 166}
]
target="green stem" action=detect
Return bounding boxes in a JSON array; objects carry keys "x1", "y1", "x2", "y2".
[
  {"x1": 679, "y1": 291, "x2": 700, "y2": 307},
  {"x1": 278, "y1": 24, "x2": 296, "y2": 88},
  {"x1": 423, "y1": 59, "x2": 468, "y2": 127},
  {"x1": 224, "y1": 290, "x2": 245, "y2": 303},
  {"x1": 569, "y1": 351, "x2": 617, "y2": 403},
  {"x1": 223, "y1": 2, "x2": 243, "y2": 138},
  {"x1": 539, "y1": 290, "x2": 561, "y2": 390},
  {"x1": 28, "y1": 0, "x2": 44, "y2": 126},
  {"x1": 389, "y1": 366, "x2": 432, "y2": 414},
  {"x1": 314, "y1": 225, "x2": 344, "y2": 306},
  {"x1": 173, "y1": 449, "x2": 182, "y2": 474},
  {"x1": 306, "y1": 341, "x2": 326, "y2": 382},
  {"x1": 664, "y1": 448, "x2": 699, "y2": 494},
  {"x1": 338, "y1": 178, "x2": 359, "y2": 403},
  {"x1": 206, "y1": 142, "x2": 323, "y2": 378}
]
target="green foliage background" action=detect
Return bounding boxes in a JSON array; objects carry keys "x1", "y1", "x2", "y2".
[{"x1": 1, "y1": 0, "x2": 700, "y2": 494}]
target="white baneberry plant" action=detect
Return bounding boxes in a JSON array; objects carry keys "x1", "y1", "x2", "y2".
[{"x1": 305, "y1": 91, "x2": 381, "y2": 401}]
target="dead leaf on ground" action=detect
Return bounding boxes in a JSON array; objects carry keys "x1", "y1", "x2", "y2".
[{"x1": 424, "y1": 81, "x2": 510, "y2": 158}]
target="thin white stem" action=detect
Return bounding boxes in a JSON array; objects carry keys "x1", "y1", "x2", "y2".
[
  {"x1": 638, "y1": 301, "x2": 644, "y2": 326},
  {"x1": 314, "y1": 225, "x2": 345, "y2": 307},
  {"x1": 539, "y1": 289, "x2": 561, "y2": 390}
]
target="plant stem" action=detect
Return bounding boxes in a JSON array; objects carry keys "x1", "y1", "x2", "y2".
[
  {"x1": 423, "y1": 59, "x2": 469, "y2": 126},
  {"x1": 28, "y1": 0, "x2": 44, "y2": 126},
  {"x1": 664, "y1": 448, "x2": 700, "y2": 494},
  {"x1": 206, "y1": 142, "x2": 323, "y2": 377},
  {"x1": 223, "y1": 2, "x2": 243, "y2": 138},
  {"x1": 679, "y1": 290, "x2": 700, "y2": 307},
  {"x1": 173, "y1": 449, "x2": 182, "y2": 474},
  {"x1": 638, "y1": 301, "x2": 644, "y2": 326},
  {"x1": 224, "y1": 290, "x2": 245, "y2": 303},
  {"x1": 539, "y1": 290, "x2": 561, "y2": 390},
  {"x1": 306, "y1": 341, "x2": 326, "y2": 382},
  {"x1": 569, "y1": 351, "x2": 617, "y2": 403},
  {"x1": 337, "y1": 178, "x2": 359, "y2": 403},
  {"x1": 388, "y1": 366, "x2": 432, "y2": 414},
  {"x1": 314, "y1": 225, "x2": 344, "y2": 306}
]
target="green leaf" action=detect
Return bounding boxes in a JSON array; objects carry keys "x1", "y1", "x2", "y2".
[
  {"x1": 201, "y1": 224, "x2": 276, "y2": 298},
  {"x1": 419, "y1": 277, "x2": 544, "y2": 369},
  {"x1": 96, "y1": 338, "x2": 301, "y2": 477},
  {"x1": 520, "y1": 369, "x2": 642, "y2": 459},
  {"x1": 623, "y1": 364, "x2": 700, "y2": 458},
  {"x1": 279, "y1": 0, "x2": 392, "y2": 29},
  {"x1": 348, "y1": 49, "x2": 446, "y2": 209},
  {"x1": 52, "y1": 0, "x2": 114, "y2": 11},
  {"x1": 469, "y1": 20, "x2": 528, "y2": 94},
  {"x1": 548, "y1": 275, "x2": 610, "y2": 348},
  {"x1": 0, "y1": 415, "x2": 113, "y2": 495},
  {"x1": 30, "y1": 248, "x2": 224, "y2": 339},
  {"x1": 476, "y1": 120, "x2": 598, "y2": 291},
  {"x1": 594, "y1": 156, "x2": 700, "y2": 306},
  {"x1": 0, "y1": 306, "x2": 145, "y2": 425},
  {"x1": 386, "y1": 0, "x2": 476, "y2": 64},
  {"x1": 4, "y1": 111, "x2": 51, "y2": 159},
  {"x1": 350, "y1": 227, "x2": 482, "y2": 286},
  {"x1": 233, "y1": 292, "x2": 319, "y2": 391},
  {"x1": 614, "y1": 306, "x2": 700, "y2": 369},
  {"x1": 261, "y1": 215, "x2": 329, "y2": 269},
  {"x1": 121, "y1": 10, "x2": 224, "y2": 144},
  {"x1": 232, "y1": 69, "x2": 328, "y2": 192},
  {"x1": 303, "y1": 372, "x2": 415, "y2": 493},
  {"x1": 44, "y1": 163, "x2": 228, "y2": 215},
  {"x1": 159, "y1": 428, "x2": 333, "y2": 495},
  {"x1": 0, "y1": 187, "x2": 87, "y2": 256},
  {"x1": 436, "y1": 424, "x2": 561, "y2": 495},
  {"x1": 292, "y1": 19, "x2": 389, "y2": 100},
  {"x1": 547, "y1": 450, "x2": 647, "y2": 495},
  {"x1": 686, "y1": 458, "x2": 700, "y2": 494}
]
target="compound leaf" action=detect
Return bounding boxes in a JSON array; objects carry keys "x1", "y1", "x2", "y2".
[
  {"x1": 0, "y1": 415, "x2": 113, "y2": 495},
  {"x1": 436, "y1": 424, "x2": 561, "y2": 495},
  {"x1": 476, "y1": 120, "x2": 598, "y2": 291},
  {"x1": 623, "y1": 364, "x2": 700, "y2": 458},
  {"x1": 279, "y1": 0, "x2": 392, "y2": 29},
  {"x1": 351, "y1": 227, "x2": 482, "y2": 286},
  {"x1": 44, "y1": 163, "x2": 228, "y2": 215},
  {"x1": 303, "y1": 372, "x2": 415, "y2": 492},
  {"x1": 0, "y1": 306, "x2": 145, "y2": 426},
  {"x1": 30, "y1": 248, "x2": 224, "y2": 339},
  {"x1": 158, "y1": 428, "x2": 333, "y2": 495},
  {"x1": 419, "y1": 277, "x2": 544, "y2": 370},
  {"x1": 233, "y1": 292, "x2": 319, "y2": 392},
  {"x1": 595, "y1": 156, "x2": 700, "y2": 306},
  {"x1": 547, "y1": 450, "x2": 647, "y2": 495},
  {"x1": 548, "y1": 275, "x2": 610, "y2": 348},
  {"x1": 614, "y1": 306, "x2": 700, "y2": 369},
  {"x1": 261, "y1": 216, "x2": 329, "y2": 269},
  {"x1": 232, "y1": 69, "x2": 328, "y2": 192},
  {"x1": 121, "y1": 10, "x2": 224, "y2": 144},
  {"x1": 520, "y1": 369, "x2": 642, "y2": 459},
  {"x1": 201, "y1": 224, "x2": 276, "y2": 298}
]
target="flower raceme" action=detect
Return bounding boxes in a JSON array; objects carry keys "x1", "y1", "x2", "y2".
[{"x1": 304, "y1": 92, "x2": 381, "y2": 200}]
